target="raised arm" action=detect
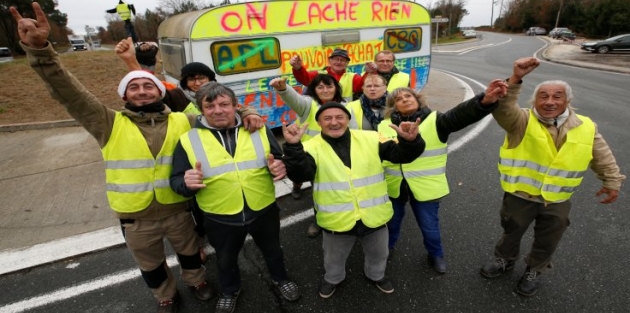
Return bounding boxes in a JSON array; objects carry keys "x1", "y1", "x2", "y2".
[
  {"x1": 115, "y1": 37, "x2": 142, "y2": 71},
  {"x1": 270, "y1": 77, "x2": 315, "y2": 121}
]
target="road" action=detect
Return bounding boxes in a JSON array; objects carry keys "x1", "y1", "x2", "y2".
[{"x1": 1, "y1": 32, "x2": 629, "y2": 313}]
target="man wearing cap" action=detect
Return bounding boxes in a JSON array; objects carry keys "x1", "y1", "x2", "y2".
[
  {"x1": 282, "y1": 102, "x2": 425, "y2": 298},
  {"x1": 290, "y1": 48, "x2": 364, "y2": 102},
  {"x1": 10, "y1": 4, "x2": 255, "y2": 312}
]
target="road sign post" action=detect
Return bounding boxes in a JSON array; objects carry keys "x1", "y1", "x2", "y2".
[{"x1": 431, "y1": 17, "x2": 449, "y2": 45}]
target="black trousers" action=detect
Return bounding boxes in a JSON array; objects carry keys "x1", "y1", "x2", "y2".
[{"x1": 204, "y1": 204, "x2": 288, "y2": 294}]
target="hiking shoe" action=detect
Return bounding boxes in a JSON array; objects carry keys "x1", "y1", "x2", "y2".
[
  {"x1": 291, "y1": 183, "x2": 302, "y2": 199},
  {"x1": 319, "y1": 280, "x2": 338, "y2": 298},
  {"x1": 157, "y1": 294, "x2": 178, "y2": 313},
  {"x1": 274, "y1": 280, "x2": 301, "y2": 301},
  {"x1": 480, "y1": 257, "x2": 515, "y2": 278},
  {"x1": 189, "y1": 281, "x2": 213, "y2": 301},
  {"x1": 428, "y1": 255, "x2": 447, "y2": 274},
  {"x1": 373, "y1": 277, "x2": 394, "y2": 294},
  {"x1": 306, "y1": 222, "x2": 321, "y2": 238},
  {"x1": 516, "y1": 267, "x2": 540, "y2": 297},
  {"x1": 215, "y1": 290, "x2": 240, "y2": 313}
]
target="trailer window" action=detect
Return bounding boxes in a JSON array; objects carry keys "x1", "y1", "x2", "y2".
[
  {"x1": 384, "y1": 28, "x2": 422, "y2": 53},
  {"x1": 211, "y1": 38, "x2": 281, "y2": 75},
  {"x1": 161, "y1": 42, "x2": 187, "y2": 79}
]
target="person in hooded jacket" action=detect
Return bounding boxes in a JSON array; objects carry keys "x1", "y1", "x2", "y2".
[{"x1": 378, "y1": 80, "x2": 508, "y2": 273}]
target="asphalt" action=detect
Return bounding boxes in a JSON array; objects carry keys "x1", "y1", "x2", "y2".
[{"x1": 0, "y1": 41, "x2": 625, "y2": 276}]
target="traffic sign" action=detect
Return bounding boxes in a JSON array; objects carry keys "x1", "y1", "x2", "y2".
[{"x1": 431, "y1": 18, "x2": 449, "y2": 23}]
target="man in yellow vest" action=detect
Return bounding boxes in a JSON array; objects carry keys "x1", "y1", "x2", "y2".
[
  {"x1": 169, "y1": 82, "x2": 301, "y2": 313},
  {"x1": 10, "y1": 4, "x2": 259, "y2": 312},
  {"x1": 364, "y1": 50, "x2": 411, "y2": 92},
  {"x1": 480, "y1": 57, "x2": 625, "y2": 297},
  {"x1": 106, "y1": 0, "x2": 138, "y2": 43},
  {"x1": 282, "y1": 102, "x2": 426, "y2": 298}
]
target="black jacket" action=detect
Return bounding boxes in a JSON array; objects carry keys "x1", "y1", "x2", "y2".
[{"x1": 170, "y1": 115, "x2": 283, "y2": 225}]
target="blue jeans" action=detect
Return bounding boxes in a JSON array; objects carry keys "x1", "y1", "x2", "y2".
[{"x1": 387, "y1": 198, "x2": 443, "y2": 257}]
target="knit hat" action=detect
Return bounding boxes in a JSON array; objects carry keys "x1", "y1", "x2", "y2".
[
  {"x1": 179, "y1": 62, "x2": 216, "y2": 90},
  {"x1": 117, "y1": 70, "x2": 166, "y2": 100},
  {"x1": 315, "y1": 102, "x2": 351, "y2": 121},
  {"x1": 329, "y1": 48, "x2": 350, "y2": 61}
]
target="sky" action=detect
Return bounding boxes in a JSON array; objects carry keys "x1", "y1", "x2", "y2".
[{"x1": 57, "y1": 0, "x2": 499, "y2": 35}]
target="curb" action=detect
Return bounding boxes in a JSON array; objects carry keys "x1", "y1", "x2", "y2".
[{"x1": 0, "y1": 119, "x2": 79, "y2": 132}]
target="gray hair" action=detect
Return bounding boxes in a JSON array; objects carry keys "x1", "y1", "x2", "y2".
[
  {"x1": 194, "y1": 82, "x2": 237, "y2": 110},
  {"x1": 384, "y1": 87, "x2": 427, "y2": 118},
  {"x1": 528, "y1": 80, "x2": 573, "y2": 107}
]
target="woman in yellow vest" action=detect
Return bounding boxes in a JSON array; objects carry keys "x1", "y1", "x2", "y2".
[
  {"x1": 379, "y1": 81, "x2": 508, "y2": 273},
  {"x1": 480, "y1": 57, "x2": 624, "y2": 297},
  {"x1": 282, "y1": 102, "x2": 426, "y2": 298},
  {"x1": 270, "y1": 74, "x2": 345, "y2": 237},
  {"x1": 346, "y1": 74, "x2": 389, "y2": 131}
]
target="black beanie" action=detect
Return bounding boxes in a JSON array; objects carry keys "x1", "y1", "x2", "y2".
[
  {"x1": 180, "y1": 62, "x2": 216, "y2": 90},
  {"x1": 315, "y1": 102, "x2": 351, "y2": 121}
]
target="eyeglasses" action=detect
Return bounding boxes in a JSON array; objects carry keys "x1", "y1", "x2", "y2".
[
  {"x1": 364, "y1": 84, "x2": 385, "y2": 89},
  {"x1": 186, "y1": 75, "x2": 209, "y2": 83}
]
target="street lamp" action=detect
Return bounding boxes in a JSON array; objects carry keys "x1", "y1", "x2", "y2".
[
  {"x1": 554, "y1": 0, "x2": 564, "y2": 29},
  {"x1": 490, "y1": 0, "x2": 497, "y2": 28}
]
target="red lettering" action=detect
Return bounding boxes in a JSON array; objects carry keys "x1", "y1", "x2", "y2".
[
  {"x1": 366, "y1": 44, "x2": 374, "y2": 60},
  {"x1": 348, "y1": 1, "x2": 359, "y2": 20},
  {"x1": 402, "y1": 3, "x2": 411, "y2": 18},
  {"x1": 260, "y1": 92, "x2": 273, "y2": 108},
  {"x1": 280, "y1": 51, "x2": 293, "y2": 73},
  {"x1": 288, "y1": 2, "x2": 306, "y2": 27},
  {"x1": 371, "y1": 2, "x2": 384, "y2": 22},
  {"x1": 322, "y1": 4, "x2": 334, "y2": 22},
  {"x1": 246, "y1": 3, "x2": 267, "y2": 30},
  {"x1": 410, "y1": 69, "x2": 417, "y2": 89},
  {"x1": 221, "y1": 11, "x2": 243, "y2": 32},
  {"x1": 308, "y1": 3, "x2": 322, "y2": 25},
  {"x1": 357, "y1": 44, "x2": 365, "y2": 63},
  {"x1": 389, "y1": 2, "x2": 399, "y2": 20},
  {"x1": 316, "y1": 50, "x2": 324, "y2": 67},
  {"x1": 335, "y1": 1, "x2": 347, "y2": 20},
  {"x1": 244, "y1": 93, "x2": 256, "y2": 106}
]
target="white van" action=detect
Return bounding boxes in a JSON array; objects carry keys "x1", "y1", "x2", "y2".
[{"x1": 158, "y1": 0, "x2": 432, "y2": 128}]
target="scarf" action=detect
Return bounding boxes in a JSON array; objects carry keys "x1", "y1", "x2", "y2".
[
  {"x1": 378, "y1": 66, "x2": 400, "y2": 85},
  {"x1": 532, "y1": 107, "x2": 569, "y2": 127},
  {"x1": 390, "y1": 107, "x2": 431, "y2": 126},
  {"x1": 124, "y1": 101, "x2": 166, "y2": 113},
  {"x1": 178, "y1": 82, "x2": 197, "y2": 105},
  {"x1": 360, "y1": 93, "x2": 387, "y2": 130}
]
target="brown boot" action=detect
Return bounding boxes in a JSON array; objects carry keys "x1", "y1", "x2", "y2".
[{"x1": 306, "y1": 222, "x2": 321, "y2": 238}]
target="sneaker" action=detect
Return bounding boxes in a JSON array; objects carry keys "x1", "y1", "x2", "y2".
[
  {"x1": 373, "y1": 277, "x2": 394, "y2": 294},
  {"x1": 480, "y1": 257, "x2": 515, "y2": 278},
  {"x1": 215, "y1": 290, "x2": 240, "y2": 313},
  {"x1": 274, "y1": 280, "x2": 301, "y2": 301},
  {"x1": 189, "y1": 281, "x2": 213, "y2": 301},
  {"x1": 157, "y1": 294, "x2": 178, "y2": 313},
  {"x1": 306, "y1": 223, "x2": 321, "y2": 238},
  {"x1": 516, "y1": 267, "x2": 540, "y2": 297},
  {"x1": 319, "y1": 280, "x2": 338, "y2": 298},
  {"x1": 291, "y1": 183, "x2": 302, "y2": 199},
  {"x1": 428, "y1": 255, "x2": 447, "y2": 274}
]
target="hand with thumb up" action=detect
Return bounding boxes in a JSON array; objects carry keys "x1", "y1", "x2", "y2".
[
  {"x1": 267, "y1": 154, "x2": 286, "y2": 181},
  {"x1": 184, "y1": 161, "x2": 206, "y2": 190}
]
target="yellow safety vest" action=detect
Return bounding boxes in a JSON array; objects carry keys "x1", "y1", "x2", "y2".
[
  {"x1": 498, "y1": 110, "x2": 595, "y2": 202},
  {"x1": 102, "y1": 112, "x2": 191, "y2": 213},
  {"x1": 387, "y1": 72, "x2": 410, "y2": 92},
  {"x1": 318, "y1": 69, "x2": 354, "y2": 102},
  {"x1": 179, "y1": 127, "x2": 275, "y2": 214},
  {"x1": 116, "y1": 3, "x2": 131, "y2": 20},
  {"x1": 304, "y1": 130, "x2": 393, "y2": 231},
  {"x1": 294, "y1": 100, "x2": 321, "y2": 142},
  {"x1": 346, "y1": 100, "x2": 364, "y2": 130},
  {"x1": 378, "y1": 112, "x2": 449, "y2": 200},
  {"x1": 182, "y1": 102, "x2": 201, "y2": 115}
]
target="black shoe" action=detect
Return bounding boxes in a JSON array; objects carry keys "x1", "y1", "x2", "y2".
[
  {"x1": 516, "y1": 268, "x2": 540, "y2": 297},
  {"x1": 189, "y1": 281, "x2": 213, "y2": 301},
  {"x1": 372, "y1": 276, "x2": 394, "y2": 294},
  {"x1": 306, "y1": 223, "x2": 321, "y2": 238},
  {"x1": 274, "y1": 280, "x2": 301, "y2": 301},
  {"x1": 215, "y1": 290, "x2": 240, "y2": 313},
  {"x1": 291, "y1": 183, "x2": 302, "y2": 199},
  {"x1": 387, "y1": 248, "x2": 394, "y2": 262},
  {"x1": 319, "y1": 280, "x2": 338, "y2": 298},
  {"x1": 480, "y1": 257, "x2": 515, "y2": 278},
  {"x1": 428, "y1": 255, "x2": 447, "y2": 274},
  {"x1": 157, "y1": 293, "x2": 179, "y2": 313}
]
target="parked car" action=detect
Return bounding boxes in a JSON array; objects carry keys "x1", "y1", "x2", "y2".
[
  {"x1": 463, "y1": 30, "x2": 477, "y2": 39},
  {"x1": 549, "y1": 27, "x2": 571, "y2": 39},
  {"x1": 558, "y1": 30, "x2": 576, "y2": 41},
  {"x1": 581, "y1": 34, "x2": 630, "y2": 54},
  {"x1": 526, "y1": 27, "x2": 546, "y2": 36},
  {"x1": 0, "y1": 47, "x2": 13, "y2": 63}
]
